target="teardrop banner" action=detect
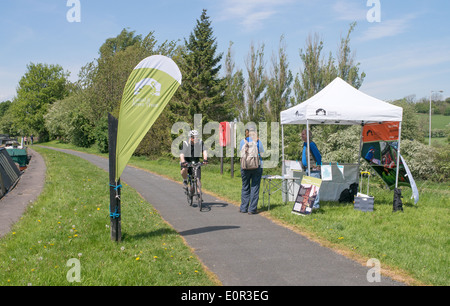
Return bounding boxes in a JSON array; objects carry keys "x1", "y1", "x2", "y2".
[
  {"x1": 108, "y1": 55, "x2": 181, "y2": 242},
  {"x1": 115, "y1": 55, "x2": 182, "y2": 181}
]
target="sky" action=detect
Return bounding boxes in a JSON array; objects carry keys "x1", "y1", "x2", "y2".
[{"x1": 1, "y1": 0, "x2": 449, "y2": 103}]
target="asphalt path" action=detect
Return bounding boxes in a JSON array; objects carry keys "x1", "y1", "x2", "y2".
[{"x1": 28, "y1": 147, "x2": 404, "y2": 285}]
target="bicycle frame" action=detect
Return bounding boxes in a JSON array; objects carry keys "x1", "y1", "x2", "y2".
[{"x1": 182, "y1": 162, "x2": 204, "y2": 210}]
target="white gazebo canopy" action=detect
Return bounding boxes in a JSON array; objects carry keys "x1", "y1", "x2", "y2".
[
  {"x1": 280, "y1": 77, "x2": 403, "y2": 125},
  {"x1": 280, "y1": 77, "x2": 404, "y2": 189}
]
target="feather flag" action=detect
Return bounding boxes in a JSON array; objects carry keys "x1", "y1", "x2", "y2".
[{"x1": 115, "y1": 55, "x2": 181, "y2": 181}]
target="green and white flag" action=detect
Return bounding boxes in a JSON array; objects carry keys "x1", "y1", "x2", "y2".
[{"x1": 115, "y1": 55, "x2": 182, "y2": 181}]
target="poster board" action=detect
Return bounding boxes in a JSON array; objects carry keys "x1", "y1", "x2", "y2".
[
  {"x1": 292, "y1": 176, "x2": 322, "y2": 216},
  {"x1": 362, "y1": 122, "x2": 410, "y2": 189}
]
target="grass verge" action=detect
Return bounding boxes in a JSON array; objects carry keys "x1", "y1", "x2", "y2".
[
  {"x1": 0, "y1": 147, "x2": 220, "y2": 286},
  {"x1": 22, "y1": 141, "x2": 450, "y2": 286},
  {"x1": 128, "y1": 155, "x2": 450, "y2": 286}
]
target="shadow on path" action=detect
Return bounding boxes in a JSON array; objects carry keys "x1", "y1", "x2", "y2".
[{"x1": 179, "y1": 225, "x2": 240, "y2": 236}]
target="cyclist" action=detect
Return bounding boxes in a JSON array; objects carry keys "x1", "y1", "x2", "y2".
[{"x1": 180, "y1": 130, "x2": 208, "y2": 190}]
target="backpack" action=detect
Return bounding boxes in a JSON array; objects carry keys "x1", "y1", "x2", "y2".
[
  {"x1": 339, "y1": 183, "x2": 359, "y2": 203},
  {"x1": 339, "y1": 189, "x2": 352, "y2": 203},
  {"x1": 240, "y1": 139, "x2": 260, "y2": 170}
]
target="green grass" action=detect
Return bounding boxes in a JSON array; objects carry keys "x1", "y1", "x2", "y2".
[
  {"x1": 128, "y1": 153, "x2": 450, "y2": 286},
  {"x1": 417, "y1": 114, "x2": 450, "y2": 145},
  {"x1": 265, "y1": 185, "x2": 449, "y2": 286},
  {"x1": 0, "y1": 147, "x2": 219, "y2": 286},
  {"x1": 10, "y1": 141, "x2": 450, "y2": 286},
  {"x1": 76, "y1": 143, "x2": 450, "y2": 286},
  {"x1": 418, "y1": 113, "x2": 450, "y2": 130}
]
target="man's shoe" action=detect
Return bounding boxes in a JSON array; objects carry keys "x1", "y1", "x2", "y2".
[{"x1": 248, "y1": 211, "x2": 258, "y2": 215}]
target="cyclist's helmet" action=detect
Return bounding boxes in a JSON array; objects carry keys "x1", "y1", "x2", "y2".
[{"x1": 189, "y1": 130, "x2": 199, "y2": 137}]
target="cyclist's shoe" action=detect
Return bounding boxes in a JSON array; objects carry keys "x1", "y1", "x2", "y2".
[{"x1": 183, "y1": 180, "x2": 188, "y2": 191}]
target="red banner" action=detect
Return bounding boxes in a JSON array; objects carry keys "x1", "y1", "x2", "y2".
[
  {"x1": 219, "y1": 122, "x2": 230, "y2": 147},
  {"x1": 363, "y1": 121, "x2": 399, "y2": 143}
]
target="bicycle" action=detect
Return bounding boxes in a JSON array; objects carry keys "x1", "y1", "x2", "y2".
[{"x1": 182, "y1": 161, "x2": 205, "y2": 211}]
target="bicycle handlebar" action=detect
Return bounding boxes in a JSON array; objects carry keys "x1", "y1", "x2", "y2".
[{"x1": 181, "y1": 161, "x2": 207, "y2": 168}]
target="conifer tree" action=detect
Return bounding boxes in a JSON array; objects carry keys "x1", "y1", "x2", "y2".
[{"x1": 179, "y1": 9, "x2": 228, "y2": 123}]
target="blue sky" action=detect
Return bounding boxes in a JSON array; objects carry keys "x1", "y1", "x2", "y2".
[{"x1": 1, "y1": 0, "x2": 449, "y2": 103}]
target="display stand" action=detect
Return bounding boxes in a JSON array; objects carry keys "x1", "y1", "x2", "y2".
[{"x1": 292, "y1": 176, "x2": 322, "y2": 216}]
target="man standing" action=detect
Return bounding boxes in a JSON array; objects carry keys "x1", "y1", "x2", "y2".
[
  {"x1": 301, "y1": 129, "x2": 322, "y2": 209},
  {"x1": 239, "y1": 127, "x2": 264, "y2": 214}
]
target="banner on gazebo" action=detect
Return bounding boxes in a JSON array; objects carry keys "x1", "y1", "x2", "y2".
[{"x1": 361, "y1": 122, "x2": 418, "y2": 204}]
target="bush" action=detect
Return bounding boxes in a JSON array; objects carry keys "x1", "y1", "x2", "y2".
[
  {"x1": 134, "y1": 112, "x2": 174, "y2": 158},
  {"x1": 400, "y1": 139, "x2": 437, "y2": 180},
  {"x1": 320, "y1": 125, "x2": 360, "y2": 163},
  {"x1": 318, "y1": 129, "x2": 449, "y2": 182},
  {"x1": 93, "y1": 115, "x2": 109, "y2": 153},
  {"x1": 70, "y1": 113, "x2": 95, "y2": 148},
  {"x1": 430, "y1": 129, "x2": 447, "y2": 138},
  {"x1": 432, "y1": 145, "x2": 450, "y2": 182}
]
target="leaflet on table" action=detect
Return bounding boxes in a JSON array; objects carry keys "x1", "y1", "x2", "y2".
[{"x1": 284, "y1": 160, "x2": 303, "y2": 176}]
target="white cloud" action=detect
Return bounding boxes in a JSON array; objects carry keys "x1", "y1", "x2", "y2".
[
  {"x1": 216, "y1": 0, "x2": 294, "y2": 32},
  {"x1": 360, "y1": 68, "x2": 450, "y2": 101},
  {"x1": 359, "y1": 14, "x2": 416, "y2": 41},
  {"x1": 360, "y1": 74, "x2": 423, "y2": 98},
  {"x1": 360, "y1": 40, "x2": 450, "y2": 73},
  {"x1": 359, "y1": 40, "x2": 450, "y2": 99},
  {"x1": 241, "y1": 10, "x2": 276, "y2": 31},
  {"x1": 333, "y1": 0, "x2": 367, "y2": 21}
]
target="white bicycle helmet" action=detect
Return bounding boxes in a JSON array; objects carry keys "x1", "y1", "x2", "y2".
[{"x1": 189, "y1": 130, "x2": 199, "y2": 137}]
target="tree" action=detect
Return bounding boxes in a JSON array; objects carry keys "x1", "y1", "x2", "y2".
[
  {"x1": 337, "y1": 22, "x2": 365, "y2": 89},
  {"x1": 0, "y1": 100, "x2": 11, "y2": 118},
  {"x1": 224, "y1": 41, "x2": 245, "y2": 121},
  {"x1": 99, "y1": 28, "x2": 142, "y2": 58},
  {"x1": 88, "y1": 29, "x2": 178, "y2": 123},
  {"x1": 265, "y1": 35, "x2": 293, "y2": 123},
  {"x1": 0, "y1": 100, "x2": 12, "y2": 135},
  {"x1": 291, "y1": 23, "x2": 366, "y2": 156},
  {"x1": 44, "y1": 28, "x2": 178, "y2": 153},
  {"x1": 44, "y1": 96, "x2": 74, "y2": 142},
  {"x1": 245, "y1": 42, "x2": 267, "y2": 122},
  {"x1": 392, "y1": 98, "x2": 422, "y2": 141},
  {"x1": 44, "y1": 91, "x2": 95, "y2": 147},
  {"x1": 179, "y1": 9, "x2": 228, "y2": 123},
  {"x1": 293, "y1": 33, "x2": 325, "y2": 104},
  {"x1": 293, "y1": 23, "x2": 365, "y2": 104},
  {"x1": 9, "y1": 63, "x2": 69, "y2": 140}
]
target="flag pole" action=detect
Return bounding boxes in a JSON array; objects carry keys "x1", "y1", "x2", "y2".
[{"x1": 108, "y1": 113, "x2": 122, "y2": 241}]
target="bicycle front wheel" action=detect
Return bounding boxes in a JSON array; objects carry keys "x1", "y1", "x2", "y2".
[
  {"x1": 187, "y1": 180, "x2": 193, "y2": 206},
  {"x1": 197, "y1": 178, "x2": 203, "y2": 211}
]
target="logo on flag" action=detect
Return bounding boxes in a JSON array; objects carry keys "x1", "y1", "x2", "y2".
[
  {"x1": 134, "y1": 78, "x2": 161, "y2": 96},
  {"x1": 132, "y1": 78, "x2": 163, "y2": 107}
]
